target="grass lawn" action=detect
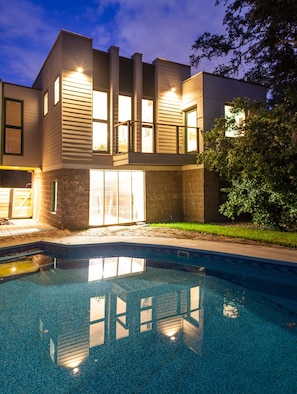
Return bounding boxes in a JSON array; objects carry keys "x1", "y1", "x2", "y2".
[{"x1": 151, "y1": 222, "x2": 297, "y2": 248}]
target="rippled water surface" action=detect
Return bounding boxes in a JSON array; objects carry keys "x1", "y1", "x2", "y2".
[{"x1": 1, "y1": 252, "x2": 297, "y2": 393}]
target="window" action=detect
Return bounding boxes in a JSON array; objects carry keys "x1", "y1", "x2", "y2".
[
  {"x1": 185, "y1": 109, "x2": 197, "y2": 152},
  {"x1": 141, "y1": 99, "x2": 154, "y2": 153},
  {"x1": 89, "y1": 170, "x2": 145, "y2": 226},
  {"x1": 225, "y1": 104, "x2": 245, "y2": 137},
  {"x1": 4, "y1": 99, "x2": 23, "y2": 154},
  {"x1": 51, "y1": 180, "x2": 58, "y2": 213},
  {"x1": 118, "y1": 95, "x2": 132, "y2": 152},
  {"x1": 43, "y1": 91, "x2": 48, "y2": 116},
  {"x1": 93, "y1": 91, "x2": 108, "y2": 151},
  {"x1": 54, "y1": 77, "x2": 60, "y2": 105},
  {"x1": 140, "y1": 297, "x2": 153, "y2": 333}
]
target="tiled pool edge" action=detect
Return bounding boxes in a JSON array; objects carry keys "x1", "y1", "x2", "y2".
[{"x1": 0, "y1": 240, "x2": 296, "y2": 271}]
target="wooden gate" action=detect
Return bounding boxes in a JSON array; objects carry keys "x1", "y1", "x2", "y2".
[{"x1": 0, "y1": 188, "x2": 33, "y2": 219}]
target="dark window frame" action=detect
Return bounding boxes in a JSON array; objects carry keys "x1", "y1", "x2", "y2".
[{"x1": 4, "y1": 98, "x2": 24, "y2": 155}]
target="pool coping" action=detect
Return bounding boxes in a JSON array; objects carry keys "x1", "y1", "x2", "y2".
[{"x1": 0, "y1": 238, "x2": 296, "y2": 268}]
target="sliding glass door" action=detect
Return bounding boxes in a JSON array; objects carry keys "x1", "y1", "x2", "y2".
[{"x1": 89, "y1": 170, "x2": 145, "y2": 225}]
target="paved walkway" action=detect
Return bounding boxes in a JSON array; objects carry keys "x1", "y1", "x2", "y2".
[{"x1": 0, "y1": 219, "x2": 296, "y2": 263}]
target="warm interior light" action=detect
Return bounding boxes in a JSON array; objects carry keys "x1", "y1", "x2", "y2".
[
  {"x1": 77, "y1": 67, "x2": 83, "y2": 73},
  {"x1": 72, "y1": 367, "x2": 79, "y2": 375}
]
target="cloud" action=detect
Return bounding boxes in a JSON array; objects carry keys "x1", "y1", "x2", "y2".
[
  {"x1": 0, "y1": 0, "x2": 227, "y2": 85},
  {"x1": 0, "y1": 0, "x2": 59, "y2": 85},
  {"x1": 90, "y1": 0, "x2": 226, "y2": 67}
]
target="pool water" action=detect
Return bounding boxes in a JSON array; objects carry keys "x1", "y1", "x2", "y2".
[{"x1": 0, "y1": 245, "x2": 297, "y2": 393}]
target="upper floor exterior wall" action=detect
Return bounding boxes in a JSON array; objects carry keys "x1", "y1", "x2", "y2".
[
  {"x1": 33, "y1": 31, "x2": 94, "y2": 171},
  {"x1": 182, "y1": 71, "x2": 267, "y2": 133},
  {"x1": 1, "y1": 30, "x2": 267, "y2": 173},
  {"x1": 30, "y1": 30, "x2": 195, "y2": 170},
  {"x1": 154, "y1": 58, "x2": 191, "y2": 153},
  {"x1": 1, "y1": 82, "x2": 41, "y2": 169}
]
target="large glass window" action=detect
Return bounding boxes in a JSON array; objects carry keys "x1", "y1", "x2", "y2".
[
  {"x1": 54, "y1": 77, "x2": 60, "y2": 105},
  {"x1": 4, "y1": 99, "x2": 23, "y2": 154},
  {"x1": 225, "y1": 104, "x2": 245, "y2": 137},
  {"x1": 141, "y1": 99, "x2": 154, "y2": 153},
  {"x1": 185, "y1": 108, "x2": 197, "y2": 152},
  {"x1": 93, "y1": 91, "x2": 108, "y2": 151},
  {"x1": 43, "y1": 91, "x2": 48, "y2": 116},
  {"x1": 89, "y1": 170, "x2": 145, "y2": 226},
  {"x1": 118, "y1": 95, "x2": 132, "y2": 152}
]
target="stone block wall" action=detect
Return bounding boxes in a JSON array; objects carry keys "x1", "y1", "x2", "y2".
[
  {"x1": 182, "y1": 167, "x2": 205, "y2": 222},
  {"x1": 39, "y1": 169, "x2": 89, "y2": 230},
  {"x1": 203, "y1": 169, "x2": 222, "y2": 222},
  {"x1": 182, "y1": 167, "x2": 221, "y2": 223},
  {"x1": 145, "y1": 170, "x2": 183, "y2": 223}
]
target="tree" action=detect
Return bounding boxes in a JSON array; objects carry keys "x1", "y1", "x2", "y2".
[
  {"x1": 198, "y1": 98, "x2": 297, "y2": 229},
  {"x1": 191, "y1": 0, "x2": 297, "y2": 104},
  {"x1": 192, "y1": 0, "x2": 297, "y2": 229}
]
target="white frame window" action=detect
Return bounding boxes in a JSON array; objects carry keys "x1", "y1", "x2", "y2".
[
  {"x1": 141, "y1": 99, "x2": 154, "y2": 153},
  {"x1": 225, "y1": 104, "x2": 245, "y2": 137},
  {"x1": 43, "y1": 91, "x2": 48, "y2": 116},
  {"x1": 185, "y1": 108, "x2": 197, "y2": 152},
  {"x1": 93, "y1": 91, "x2": 108, "y2": 151},
  {"x1": 54, "y1": 76, "x2": 60, "y2": 105},
  {"x1": 89, "y1": 170, "x2": 145, "y2": 226},
  {"x1": 118, "y1": 95, "x2": 132, "y2": 153}
]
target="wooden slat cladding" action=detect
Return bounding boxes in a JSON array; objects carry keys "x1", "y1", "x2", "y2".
[
  {"x1": 43, "y1": 103, "x2": 62, "y2": 169},
  {"x1": 155, "y1": 59, "x2": 190, "y2": 154},
  {"x1": 62, "y1": 71, "x2": 93, "y2": 162}
]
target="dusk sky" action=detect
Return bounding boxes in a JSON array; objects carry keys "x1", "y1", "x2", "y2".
[{"x1": 0, "y1": 0, "x2": 226, "y2": 87}]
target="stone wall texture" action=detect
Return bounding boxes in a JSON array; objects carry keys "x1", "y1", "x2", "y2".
[
  {"x1": 203, "y1": 169, "x2": 222, "y2": 222},
  {"x1": 182, "y1": 167, "x2": 205, "y2": 222},
  {"x1": 145, "y1": 170, "x2": 183, "y2": 223},
  {"x1": 182, "y1": 167, "x2": 221, "y2": 223},
  {"x1": 36, "y1": 167, "x2": 221, "y2": 229},
  {"x1": 39, "y1": 169, "x2": 89, "y2": 230}
]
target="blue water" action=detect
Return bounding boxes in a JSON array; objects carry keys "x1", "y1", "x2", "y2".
[{"x1": 0, "y1": 248, "x2": 297, "y2": 393}]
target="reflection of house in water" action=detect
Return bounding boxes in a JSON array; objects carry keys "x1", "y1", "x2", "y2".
[{"x1": 39, "y1": 257, "x2": 204, "y2": 371}]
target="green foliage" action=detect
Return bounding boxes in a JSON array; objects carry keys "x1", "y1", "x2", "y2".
[
  {"x1": 220, "y1": 179, "x2": 297, "y2": 230},
  {"x1": 198, "y1": 98, "x2": 297, "y2": 229},
  {"x1": 191, "y1": 0, "x2": 297, "y2": 229}
]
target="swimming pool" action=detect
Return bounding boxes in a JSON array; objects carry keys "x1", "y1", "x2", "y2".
[{"x1": 1, "y1": 241, "x2": 297, "y2": 393}]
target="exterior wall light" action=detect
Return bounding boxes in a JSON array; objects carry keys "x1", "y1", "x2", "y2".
[
  {"x1": 77, "y1": 67, "x2": 83, "y2": 73},
  {"x1": 171, "y1": 85, "x2": 176, "y2": 92}
]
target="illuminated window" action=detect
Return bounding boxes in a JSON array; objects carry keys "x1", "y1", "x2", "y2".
[
  {"x1": 141, "y1": 99, "x2": 154, "y2": 153},
  {"x1": 185, "y1": 108, "x2": 197, "y2": 152},
  {"x1": 54, "y1": 77, "x2": 60, "y2": 105},
  {"x1": 89, "y1": 296, "x2": 105, "y2": 348},
  {"x1": 43, "y1": 91, "x2": 48, "y2": 116},
  {"x1": 93, "y1": 122, "x2": 108, "y2": 151},
  {"x1": 93, "y1": 91, "x2": 108, "y2": 151},
  {"x1": 118, "y1": 95, "x2": 132, "y2": 152},
  {"x1": 140, "y1": 297, "x2": 153, "y2": 333},
  {"x1": 89, "y1": 170, "x2": 145, "y2": 226},
  {"x1": 116, "y1": 297, "x2": 129, "y2": 339},
  {"x1": 4, "y1": 99, "x2": 23, "y2": 154},
  {"x1": 225, "y1": 104, "x2": 245, "y2": 137},
  {"x1": 51, "y1": 180, "x2": 58, "y2": 213}
]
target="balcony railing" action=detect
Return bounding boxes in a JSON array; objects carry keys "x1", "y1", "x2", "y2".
[{"x1": 114, "y1": 121, "x2": 201, "y2": 155}]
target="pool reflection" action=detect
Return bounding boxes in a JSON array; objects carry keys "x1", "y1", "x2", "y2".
[{"x1": 38, "y1": 257, "x2": 205, "y2": 370}]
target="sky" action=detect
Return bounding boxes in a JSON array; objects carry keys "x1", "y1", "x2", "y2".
[{"x1": 0, "y1": 0, "x2": 226, "y2": 87}]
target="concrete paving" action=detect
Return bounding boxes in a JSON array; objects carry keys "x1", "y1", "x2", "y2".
[{"x1": 0, "y1": 219, "x2": 296, "y2": 263}]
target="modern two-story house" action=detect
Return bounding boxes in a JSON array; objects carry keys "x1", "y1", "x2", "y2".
[{"x1": 0, "y1": 30, "x2": 266, "y2": 229}]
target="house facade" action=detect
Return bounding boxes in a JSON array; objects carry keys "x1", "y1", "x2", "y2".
[{"x1": 0, "y1": 30, "x2": 266, "y2": 229}]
